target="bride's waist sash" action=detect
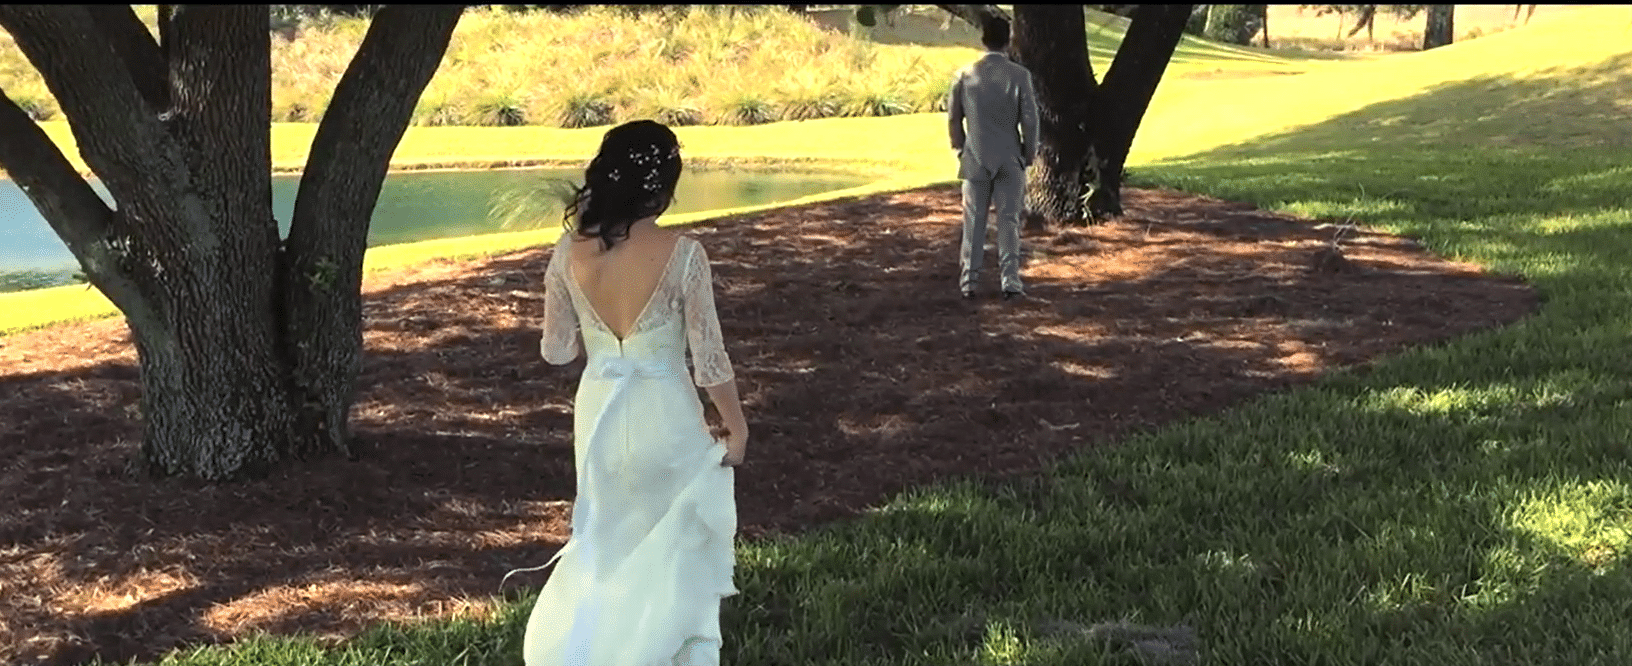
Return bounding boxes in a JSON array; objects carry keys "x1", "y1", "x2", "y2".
[{"x1": 583, "y1": 355, "x2": 686, "y2": 382}]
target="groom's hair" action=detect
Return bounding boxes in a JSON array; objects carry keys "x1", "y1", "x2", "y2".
[
  {"x1": 560, "y1": 119, "x2": 684, "y2": 251},
  {"x1": 981, "y1": 15, "x2": 1010, "y2": 51}
]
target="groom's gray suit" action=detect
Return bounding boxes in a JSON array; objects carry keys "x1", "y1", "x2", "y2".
[{"x1": 948, "y1": 50, "x2": 1039, "y2": 296}]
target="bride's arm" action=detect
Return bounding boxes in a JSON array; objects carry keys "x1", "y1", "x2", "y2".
[
  {"x1": 704, "y1": 380, "x2": 748, "y2": 462},
  {"x1": 539, "y1": 238, "x2": 583, "y2": 365},
  {"x1": 681, "y1": 239, "x2": 748, "y2": 462}
]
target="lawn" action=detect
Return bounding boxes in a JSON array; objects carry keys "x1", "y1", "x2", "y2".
[{"x1": 5, "y1": 5, "x2": 1632, "y2": 665}]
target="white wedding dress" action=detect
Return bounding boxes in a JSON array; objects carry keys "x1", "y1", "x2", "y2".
[{"x1": 513, "y1": 232, "x2": 739, "y2": 666}]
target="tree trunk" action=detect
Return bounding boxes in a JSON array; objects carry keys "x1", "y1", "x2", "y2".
[
  {"x1": 1346, "y1": 5, "x2": 1376, "y2": 39},
  {"x1": 1256, "y1": 4, "x2": 1269, "y2": 47},
  {"x1": 1203, "y1": 5, "x2": 1258, "y2": 45},
  {"x1": 145, "y1": 6, "x2": 293, "y2": 478},
  {"x1": 1012, "y1": 5, "x2": 1095, "y2": 228},
  {"x1": 279, "y1": 5, "x2": 466, "y2": 462},
  {"x1": 1424, "y1": 5, "x2": 1453, "y2": 50},
  {"x1": 1007, "y1": 4, "x2": 1192, "y2": 226},
  {"x1": 1086, "y1": 4, "x2": 1193, "y2": 219},
  {"x1": 0, "y1": 5, "x2": 462, "y2": 481}
]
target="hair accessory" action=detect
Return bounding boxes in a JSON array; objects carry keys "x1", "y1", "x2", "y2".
[{"x1": 622, "y1": 142, "x2": 678, "y2": 192}]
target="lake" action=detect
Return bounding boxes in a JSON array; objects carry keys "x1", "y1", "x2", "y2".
[{"x1": 0, "y1": 167, "x2": 869, "y2": 293}]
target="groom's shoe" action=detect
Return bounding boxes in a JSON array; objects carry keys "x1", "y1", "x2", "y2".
[
  {"x1": 961, "y1": 288, "x2": 976, "y2": 300},
  {"x1": 1002, "y1": 290, "x2": 1024, "y2": 301}
]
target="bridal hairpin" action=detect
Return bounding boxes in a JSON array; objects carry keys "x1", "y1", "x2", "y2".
[{"x1": 626, "y1": 143, "x2": 678, "y2": 192}]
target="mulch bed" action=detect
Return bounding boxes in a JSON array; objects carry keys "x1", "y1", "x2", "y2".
[{"x1": 0, "y1": 184, "x2": 1537, "y2": 665}]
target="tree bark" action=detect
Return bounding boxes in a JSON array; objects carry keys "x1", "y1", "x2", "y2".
[
  {"x1": 1424, "y1": 5, "x2": 1454, "y2": 50},
  {"x1": 1087, "y1": 4, "x2": 1193, "y2": 219},
  {"x1": 1011, "y1": 5, "x2": 1095, "y2": 228},
  {"x1": 0, "y1": 5, "x2": 462, "y2": 481}
]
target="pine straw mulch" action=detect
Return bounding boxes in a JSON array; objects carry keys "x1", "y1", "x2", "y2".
[{"x1": 0, "y1": 184, "x2": 1537, "y2": 665}]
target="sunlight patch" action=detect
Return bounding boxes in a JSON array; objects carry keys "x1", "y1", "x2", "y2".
[
  {"x1": 1510, "y1": 480, "x2": 1632, "y2": 572},
  {"x1": 978, "y1": 618, "x2": 1026, "y2": 665},
  {"x1": 58, "y1": 567, "x2": 200, "y2": 615},
  {"x1": 1286, "y1": 449, "x2": 1346, "y2": 477},
  {"x1": 200, "y1": 579, "x2": 496, "y2": 635},
  {"x1": 1196, "y1": 549, "x2": 1265, "y2": 580},
  {"x1": 1356, "y1": 374, "x2": 1595, "y2": 417},
  {"x1": 1542, "y1": 166, "x2": 1632, "y2": 192},
  {"x1": 1054, "y1": 360, "x2": 1117, "y2": 379},
  {"x1": 1280, "y1": 196, "x2": 1409, "y2": 220}
]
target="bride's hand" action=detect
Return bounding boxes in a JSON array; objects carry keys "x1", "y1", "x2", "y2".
[{"x1": 720, "y1": 427, "x2": 747, "y2": 467}]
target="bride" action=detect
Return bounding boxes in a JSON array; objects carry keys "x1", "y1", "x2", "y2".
[{"x1": 511, "y1": 120, "x2": 750, "y2": 666}]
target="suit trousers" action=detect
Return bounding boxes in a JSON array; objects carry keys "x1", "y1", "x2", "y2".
[{"x1": 960, "y1": 160, "x2": 1025, "y2": 294}]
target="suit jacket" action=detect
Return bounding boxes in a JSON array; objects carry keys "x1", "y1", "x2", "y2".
[{"x1": 948, "y1": 51, "x2": 1041, "y2": 181}]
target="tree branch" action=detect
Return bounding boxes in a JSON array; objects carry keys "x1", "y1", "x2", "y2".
[
  {"x1": 166, "y1": 6, "x2": 275, "y2": 251},
  {"x1": 1100, "y1": 4, "x2": 1193, "y2": 152},
  {"x1": 85, "y1": 5, "x2": 168, "y2": 112},
  {"x1": 288, "y1": 5, "x2": 464, "y2": 247},
  {"x1": 0, "y1": 6, "x2": 187, "y2": 213},
  {"x1": 0, "y1": 88, "x2": 155, "y2": 326}
]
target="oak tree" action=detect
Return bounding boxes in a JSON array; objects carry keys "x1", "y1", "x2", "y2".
[
  {"x1": 1011, "y1": 4, "x2": 1193, "y2": 224},
  {"x1": 0, "y1": 5, "x2": 463, "y2": 480}
]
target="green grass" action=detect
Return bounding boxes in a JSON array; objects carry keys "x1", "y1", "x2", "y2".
[{"x1": 20, "y1": 5, "x2": 1632, "y2": 663}]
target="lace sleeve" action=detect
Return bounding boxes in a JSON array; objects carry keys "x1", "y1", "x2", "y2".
[
  {"x1": 540, "y1": 237, "x2": 582, "y2": 365},
  {"x1": 681, "y1": 238, "x2": 735, "y2": 387}
]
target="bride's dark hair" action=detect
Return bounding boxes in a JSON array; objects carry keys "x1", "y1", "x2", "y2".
[{"x1": 562, "y1": 119, "x2": 684, "y2": 251}]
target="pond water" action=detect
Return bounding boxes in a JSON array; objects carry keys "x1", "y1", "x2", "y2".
[{"x1": 0, "y1": 167, "x2": 869, "y2": 293}]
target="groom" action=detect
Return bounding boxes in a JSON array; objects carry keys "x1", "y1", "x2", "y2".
[{"x1": 947, "y1": 15, "x2": 1039, "y2": 301}]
